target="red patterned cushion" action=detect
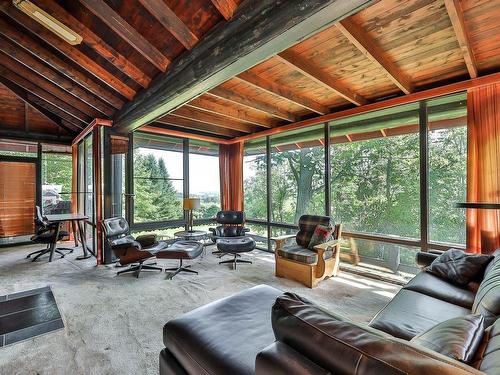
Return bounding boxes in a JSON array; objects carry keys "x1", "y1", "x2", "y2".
[{"x1": 308, "y1": 225, "x2": 333, "y2": 250}]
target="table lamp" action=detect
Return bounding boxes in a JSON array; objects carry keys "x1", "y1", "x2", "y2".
[{"x1": 183, "y1": 197, "x2": 200, "y2": 232}]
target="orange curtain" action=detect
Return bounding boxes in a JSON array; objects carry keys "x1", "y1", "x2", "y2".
[
  {"x1": 219, "y1": 142, "x2": 244, "y2": 211},
  {"x1": 466, "y1": 83, "x2": 500, "y2": 254}
]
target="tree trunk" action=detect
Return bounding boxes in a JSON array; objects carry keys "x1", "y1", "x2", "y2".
[{"x1": 294, "y1": 149, "x2": 315, "y2": 222}]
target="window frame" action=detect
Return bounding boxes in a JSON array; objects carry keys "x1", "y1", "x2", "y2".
[
  {"x1": 243, "y1": 95, "x2": 467, "y2": 254},
  {"x1": 127, "y1": 132, "x2": 221, "y2": 232}
]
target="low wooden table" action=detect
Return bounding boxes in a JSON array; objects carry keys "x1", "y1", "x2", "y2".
[{"x1": 45, "y1": 213, "x2": 92, "y2": 262}]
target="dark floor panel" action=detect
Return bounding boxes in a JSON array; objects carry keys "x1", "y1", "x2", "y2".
[
  {"x1": 0, "y1": 292, "x2": 55, "y2": 317},
  {"x1": 0, "y1": 286, "x2": 64, "y2": 347}
]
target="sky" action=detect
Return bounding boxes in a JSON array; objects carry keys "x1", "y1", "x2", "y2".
[{"x1": 140, "y1": 149, "x2": 220, "y2": 195}]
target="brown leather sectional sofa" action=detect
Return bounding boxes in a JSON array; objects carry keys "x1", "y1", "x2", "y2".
[{"x1": 159, "y1": 250, "x2": 500, "y2": 374}]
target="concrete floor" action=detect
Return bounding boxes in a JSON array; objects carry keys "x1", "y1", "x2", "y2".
[{"x1": 0, "y1": 243, "x2": 400, "y2": 375}]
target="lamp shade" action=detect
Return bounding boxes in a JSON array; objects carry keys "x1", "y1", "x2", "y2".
[{"x1": 183, "y1": 197, "x2": 200, "y2": 210}]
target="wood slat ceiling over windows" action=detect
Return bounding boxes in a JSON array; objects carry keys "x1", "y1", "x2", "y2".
[{"x1": 0, "y1": 0, "x2": 498, "y2": 144}]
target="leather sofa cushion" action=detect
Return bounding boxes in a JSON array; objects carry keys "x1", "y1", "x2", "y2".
[
  {"x1": 255, "y1": 342, "x2": 329, "y2": 375},
  {"x1": 369, "y1": 289, "x2": 471, "y2": 339},
  {"x1": 271, "y1": 292, "x2": 480, "y2": 375},
  {"x1": 425, "y1": 249, "x2": 493, "y2": 286},
  {"x1": 277, "y1": 245, "x2": 333, "y2": 264},
  {"x1": 473, "y1": 254, "x2": 500, "y2": 327},
  {"x1": 411, "y1": 314, "x2": 485, "y2": 364},
  {"x1": 404, "y1": 271, "x2": 476, "y2": 309},
  {"x1": 472, "y1": 317, "x2": 500, "y2": 374},
  {"x1": 163, "y1": 285, "x2": 282, "y2": 375}
]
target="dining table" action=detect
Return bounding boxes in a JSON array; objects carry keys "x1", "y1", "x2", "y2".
[{"x1": 45, "y1": 213, "x2": 93, "y2": 262}]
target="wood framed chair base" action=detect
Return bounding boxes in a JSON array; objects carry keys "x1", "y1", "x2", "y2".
[
  {"x1": 272, "y1": 221, "x2": 342, "y2": 288},
  {"x1": 274, "y1": 248, "x2": 340, "y2": 288}
]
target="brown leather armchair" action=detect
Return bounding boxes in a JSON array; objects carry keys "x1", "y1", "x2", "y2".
[{"x1": 102, "y1": 217, "x2": 167, "y2": 278}]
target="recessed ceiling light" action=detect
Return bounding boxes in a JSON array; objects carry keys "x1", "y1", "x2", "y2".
[{"x1": 12, "y1": 0, "x2": 83, "y2": 45}]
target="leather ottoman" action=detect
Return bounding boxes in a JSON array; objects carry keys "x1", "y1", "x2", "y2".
[{"x1": 161, "y1": 285, "x2": 283, "y2": 375}]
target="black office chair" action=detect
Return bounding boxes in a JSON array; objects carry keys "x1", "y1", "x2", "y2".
[{"x1": 27, "y1": 206, "x2": 74, "y2": 261}]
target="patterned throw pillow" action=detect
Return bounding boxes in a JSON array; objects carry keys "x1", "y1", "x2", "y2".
[{"x1": 308, "y1": 225, "x2": 334, "y2": 250}]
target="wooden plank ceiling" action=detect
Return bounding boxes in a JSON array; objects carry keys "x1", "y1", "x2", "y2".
[{"x1": 0, "y1": 0, "x2": 499, "y2": 143}]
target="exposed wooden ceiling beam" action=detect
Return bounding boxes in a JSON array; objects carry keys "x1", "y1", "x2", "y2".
[
  {"x1": 336, "y1": 18, "x2": 413, "y2": 94},
  {"x1": 208, "y1": 87, "x2": 297, "y2": 122},
  {"x1": 444, "y1": 0, "x2": 478, "y2": 78},
  {"x1": 237, "y1": 71, "x2": 329, "y2": 115},
  {"x1": 37, "y1": 0, "x2": 151, "y2": 88},
  {"x1": 277, "y1": 50, "x2": 368, "y2": 106},
  {"x1": 0, "y1": 64, "x2": 91, "y2": 126},
  {"x1": 112, "y1": 0, "x2": 375, "y2": 133},
  {"x1": 0, "y1": 128, "x2": 73, "y2": 144},
  {"x1": 157, "y1": 115, "x2": 241, "y2": 137},
  {"x1": 138, "y1": 0, "x2": 198, "y2": 50},
  {"x1": 79, "y1": 0, "x2": 170, "y2": 71},
  {"x1": 210, "y1": 0, "x2": 238, "y2": 20},
  {"x1": 0, "y1": 51, "x2": 100, "y2": 120},
  {"x1": 233, "y1": 71, "x2": 500, "y2": 144},
  {"x1": 0, "y1": 78, "x2": 78, "y2": 135},
  {"x1": 171, "y1": 107, "x2": 259, "y2": 133},
  {"x1": 0, "y1": 36, "x2": 113, "y2": 117},
  {"x1": 0, "y1": 4, "x2": 136, "y2": 100},
  {"x1": 187, "y1": 96, "x2": 276, "y2": 128},
  {"x1": 0, "y1": 17, "x2": 124, "y2": 109}
]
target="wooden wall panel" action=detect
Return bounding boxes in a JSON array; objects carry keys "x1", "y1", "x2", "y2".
[{"x1": 0, "y1": 161, "x2": 35, "y2": 237}]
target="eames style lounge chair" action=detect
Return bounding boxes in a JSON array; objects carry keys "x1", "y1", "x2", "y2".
[
  {"x1": 208, "y1": 210, "x2": 250, "y2": 241},
  {"x1": 103, "y1": 217, "x2": 168, "y2": 278},
  {"x1": 272, "y1": 215, "x2": 342, "y2": 288}
]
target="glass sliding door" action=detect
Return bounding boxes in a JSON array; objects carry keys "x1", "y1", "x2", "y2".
[{"x1": 77, "y1": 134, "x2": 95, "y2": 253}]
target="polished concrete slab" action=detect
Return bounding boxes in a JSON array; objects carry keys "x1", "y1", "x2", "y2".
[{"x1": 0, "y1": 242, "x2": 400, "y2": 374}]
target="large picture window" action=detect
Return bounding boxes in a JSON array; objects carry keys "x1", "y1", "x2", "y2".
[
  {"x1": 428, "y1": 93, "x2": 467, "y2": 245},
  {"x1": 271, "y1": 125, "x2": 325, "y2": 224},
  {"x1": 242, "y1": 92, "x2": 468, "y2": 282},
  {"x1": 330, "y1": 103, "x2": 420, "y2": 238},
  {"x1": 133, "y1": 134, "x2": 184, "y2": 223},
  {"x1": 189, "y1": 140, "x2": 220, "y2": 220}
]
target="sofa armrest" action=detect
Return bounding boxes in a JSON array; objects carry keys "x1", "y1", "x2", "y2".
[
  {"x1": 256, "y1": 342, "x2": 329, "y2": 375},
  {"x1": 416, "y1": 251, "x2": 441, "y2": 268}
]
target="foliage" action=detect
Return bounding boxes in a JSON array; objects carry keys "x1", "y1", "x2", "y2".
[
  {"x1": 42, "y1": 153, "x2": 72, "y2": 192},
  {"x1": 244, "y1": 126, "x2": 466, "y2": 245},
  {"x1": 133, "y1": 151, "x2": 182, "y2": 222},
  {"x1": 133, "y1": 151, "x2": 220, "y2": 222}
]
